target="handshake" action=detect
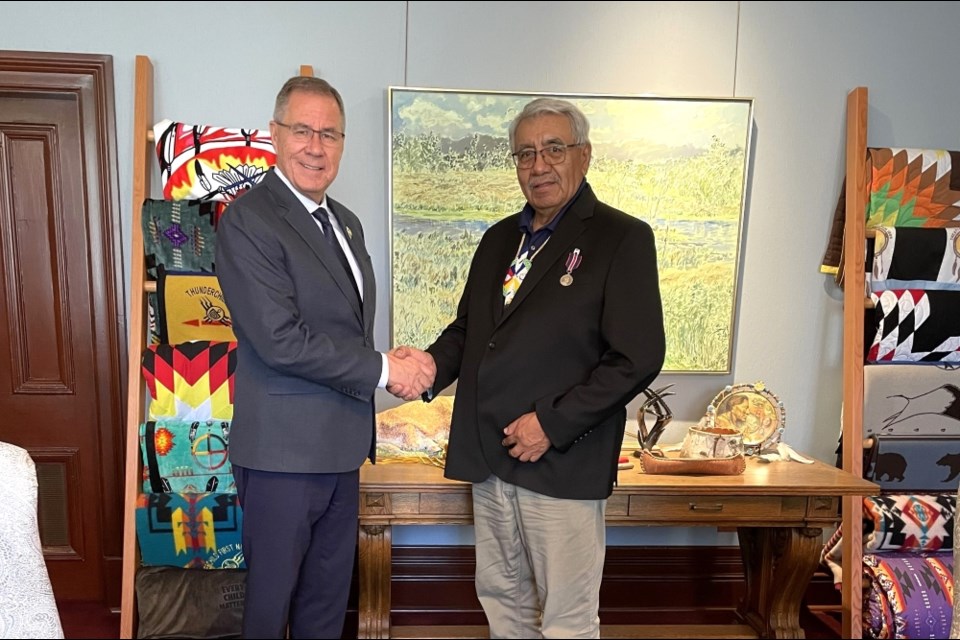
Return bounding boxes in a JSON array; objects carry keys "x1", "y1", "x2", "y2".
[{"x1": 386, "y1": 346, "x2": 436, "y2": 401}]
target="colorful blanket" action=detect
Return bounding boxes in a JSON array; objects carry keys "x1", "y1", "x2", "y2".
[
  {"x1": 863, "y1": 494, "x2": 955, "y2": 552},
  {"x1": 135, "y1": 492, "x2": 244, "y2": 569},
  {"x1": 821, "y1": 494, "x2": 956, "y2": 588},
  {"x1": 154, "y1": 119, "x2": 275, "y2": 207},
  {"x1": 141, "y1": 341, "x2": 236, "y2": 421},
  {"x1": 141, "y1": 198, "x2": 218, "y2": 278},
  {"x1": 821, "y1": 148, "x2": 960, "y2": 285},
  {"x1": 863, "y1": 552, "x2": 953, "y2": 639},
  {"x1": 156, "y1": 268, "x2": 235, "y2": 344},
  {"x1": 139, "y1": 420, "x2": 234, "y2": 494}
]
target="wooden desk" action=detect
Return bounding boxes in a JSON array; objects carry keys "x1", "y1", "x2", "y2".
[{"x1": 358, "y1": 456, "x2": 877, "y2": 639}]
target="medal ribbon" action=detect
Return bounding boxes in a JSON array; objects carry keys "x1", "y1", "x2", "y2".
[{"x1": 565, "y1": 248, "x2": 582, "y2": 275}]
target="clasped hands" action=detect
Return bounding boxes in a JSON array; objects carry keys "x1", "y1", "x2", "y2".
[
  {"x1": 386, "y1": 346, "x2": 436, "y2": 401},
  {"x1": 501, "y1": 411, "x2": 551, "y2": 462}
]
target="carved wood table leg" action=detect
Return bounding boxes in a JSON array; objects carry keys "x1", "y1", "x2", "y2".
[
  {"x1": 738, "y1": 526, "x2": 823, "y2": 639},
  {"x1": 358, "y1": 523, "x2": 392, "y2": 639}
]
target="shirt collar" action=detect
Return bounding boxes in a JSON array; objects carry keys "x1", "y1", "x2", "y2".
[
  {"x1": 274, "y1": 167, "x2": 330, "y2": 213},
  {"x1": 518, "y1": 178, "x2": 588, "y2": 236}
]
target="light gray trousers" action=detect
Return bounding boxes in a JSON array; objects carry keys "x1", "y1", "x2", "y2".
[{"x1": 472, "y1": 475, "x2": 606, "y2": 639}]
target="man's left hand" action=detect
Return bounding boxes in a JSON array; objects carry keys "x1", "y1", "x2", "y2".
[{"x1": 502, "y1": 412, "x2": 551, "y2": 462}]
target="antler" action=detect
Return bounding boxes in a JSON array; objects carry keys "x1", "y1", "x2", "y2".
[{"x1": 637, "y1": 384, "x2": 675, "y2": 452}]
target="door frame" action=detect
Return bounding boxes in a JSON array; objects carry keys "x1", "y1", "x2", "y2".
[{"x1": 0, "y1": 49, "x2": 127, "y2": 607}]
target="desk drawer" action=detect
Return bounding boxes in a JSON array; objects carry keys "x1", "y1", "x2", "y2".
[
  {"x1": 626, "y1": 495, "x2": 807, "y2": 522},
  {"x1": 361, "y1": 491, "x2": 472, "y2": 517}
]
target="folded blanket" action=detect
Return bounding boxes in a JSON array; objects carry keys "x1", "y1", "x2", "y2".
[
  {"x1": 139, "y1": 420, "x2": 234, "y2": 493},
  {"x1": 863, "y1": 494, "x2": 955, "y2": 552},
  {"x1": 135, "y1": 492, "x2": 244, "y2": 569},
  {"x1": 141, "y1": 198, "x2": 218, "y2": 278},
  {"x1": 871, "y1": 226, "x2": 960, "y2": 293},
  {"x1": 154, "y1": 119, "x2": 274, "y2": 206},
  {"x1": 820, "y1": 494, "x2": 956, "y2": 586},
  {"x1": 864, "y1": 364, "x2": 960, "y2": 437},
  {"x1": 868, "y1": 289, "x2": 960, "y2": 363},
  {"x1": 136, "y1": 566, "x2": 244, "y2": 639},
  {"x1": 142, "y1": 341, "x2": 236, "y2": 421},
  {"x1": 863, "y1": 552, "x2": 953, "y2": 639},
  {"x1": 820, "y1": 148, "x2": 960, "y2": 285},
  {"x1": 156, "y1": 268, "x2": 236, "y2": 344},
  {"x1": 865, "y1": 435, "x2": 960, "y2": 493}
]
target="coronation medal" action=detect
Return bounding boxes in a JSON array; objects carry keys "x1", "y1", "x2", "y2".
[{"x1": 561, "y1": 248, "x2": 582, "y2": 286}]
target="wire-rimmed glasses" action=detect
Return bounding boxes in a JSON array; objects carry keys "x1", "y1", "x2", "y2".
[
  {"x1": 510, "y1": 143, "x2": 583, "y2": 169},
  {"x1": 275, "y1": 121, "x2": 345, "y2": 146}
]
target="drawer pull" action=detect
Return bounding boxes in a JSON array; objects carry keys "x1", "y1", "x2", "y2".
[{"x1": 689, "y1": 503, "x2": 724, "y2": 512}]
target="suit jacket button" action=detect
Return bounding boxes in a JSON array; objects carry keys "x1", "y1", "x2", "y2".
[{"x1": 488, "y1": 341, "x2": 495, "y2": 349}]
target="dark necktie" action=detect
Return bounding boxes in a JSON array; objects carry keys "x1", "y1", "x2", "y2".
[{"x1": 312, "y1": 206, "x2": 360, "y2": 300}]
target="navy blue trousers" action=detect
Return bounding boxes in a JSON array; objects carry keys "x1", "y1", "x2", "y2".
[{"x1": 234, "y1": 465, "x2": 359, "y2": 639}]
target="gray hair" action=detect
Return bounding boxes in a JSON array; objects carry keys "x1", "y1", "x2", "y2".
[
  {"x1": 273, "y1": 76, "x2": 346, "y2": 131},
  {"x1": 508, "y1": 97, "x2": 590, "y2": 150}
]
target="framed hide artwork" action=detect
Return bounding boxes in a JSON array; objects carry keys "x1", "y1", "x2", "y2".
[{"x1": 388, "y1": 87, "x2": 753, "y2": 373}]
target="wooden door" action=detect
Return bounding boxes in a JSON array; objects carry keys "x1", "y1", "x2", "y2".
[{"x1": 0, "y1": 51, "x2": 126, "y2": 607}]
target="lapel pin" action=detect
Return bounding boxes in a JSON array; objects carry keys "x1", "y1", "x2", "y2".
[
  {"x1": 561, "y1": 248, "x2": 582, "y2": 286},
  {"x1": 346, "y1": 226, "x2": 353, "y2": 240}
]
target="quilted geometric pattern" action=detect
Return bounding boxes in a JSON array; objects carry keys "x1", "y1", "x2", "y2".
[
  {"x1": 141, "y1": 341, "x2": 236, "y2": 421},
  {"x1": 821, "y1": 148, "x2": 960, "y2": 280},
  {"x1": 154, "y1": 119, "x2": 275, "y2": 206},
  {"x1": 867, "y1": 148, "x2": 960, "y2": 229},
  {"x1": 868, "y1": 289, "x2": 960, "y2": 363},
  {"x1": 864, "y1": 494, "x2": 955, "y2": 552}
]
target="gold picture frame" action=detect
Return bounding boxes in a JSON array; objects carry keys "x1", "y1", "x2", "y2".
[{"x1": 388, "y1": 87, "x2": 754, "y2": 373}]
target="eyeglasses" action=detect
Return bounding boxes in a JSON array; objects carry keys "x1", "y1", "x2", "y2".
[
  {"x1": 274, "y1": 121, "x2": 346, "y2": 146},
  {"x1": 511, "y1": 143, "x2": 583, "y2": 169}
]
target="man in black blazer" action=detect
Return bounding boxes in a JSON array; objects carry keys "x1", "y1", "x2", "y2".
[
  {"x1": 419, "y1": 97, "x2": 665, "y2": 638},
  {"x1": 216, "y1": 76, "x2": 433, "y2": 639}
]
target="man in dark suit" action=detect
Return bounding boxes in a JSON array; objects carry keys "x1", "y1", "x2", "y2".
[
  {"x1": 415, "y1": 97, "x2": 665, "y2": 638},
  {"x1": 215, "y1": 76, "x2": 433, "y2": 639}
]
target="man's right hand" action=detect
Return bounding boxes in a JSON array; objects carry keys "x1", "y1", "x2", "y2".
[{"x1": 386, "y1": 346, "x2": 436, "y2": 401}]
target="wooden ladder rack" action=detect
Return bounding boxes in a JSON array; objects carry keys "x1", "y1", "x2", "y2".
[{"x1": 118, "y1": 55, "x2": 314, "y2": 637}]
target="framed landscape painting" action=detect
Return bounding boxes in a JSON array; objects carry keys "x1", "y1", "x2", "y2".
[{"x1": 388, "y1": 87, "x2": 753, "y2": 373}]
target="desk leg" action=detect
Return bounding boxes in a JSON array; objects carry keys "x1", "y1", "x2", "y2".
[
  {"x1": 358, "y1": 524, "x2": 392, "y2": 639},
  {"x1": 737, "y1": 526, "x2": 823, "y2": 639}
]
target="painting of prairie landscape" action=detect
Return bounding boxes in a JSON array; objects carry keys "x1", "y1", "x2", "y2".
[{"x1": 389, "y1": 88, "x2": 752, "y2": 373}]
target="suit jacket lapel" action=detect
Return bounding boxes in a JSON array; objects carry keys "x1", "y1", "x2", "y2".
[
  {"x1": 268, "y1": 173, "x2": 363, "y2": 323},
  {"x1": 329, "y1": 200, "x2": 375, "y2": 331},
  {"x1": 497, "y1": 186, "x2": 595, "y2": 326}
]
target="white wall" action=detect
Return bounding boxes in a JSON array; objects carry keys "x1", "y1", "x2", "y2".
[{"x1": 4, "y1": 0, "x2": 960, "y2": 545}]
